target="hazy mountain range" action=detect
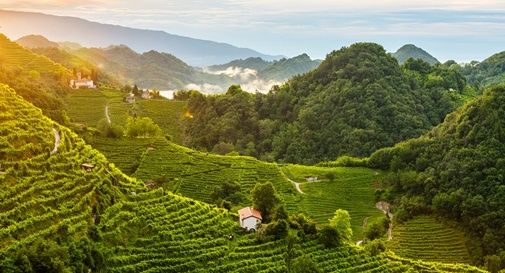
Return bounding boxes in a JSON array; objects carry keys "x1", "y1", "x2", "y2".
[
  {"x1": 14, "y1": 34, "x2": 320, "y2": 92},
  {"x1": 0, "y1": 9, "x2": 283, "y2": 66}
]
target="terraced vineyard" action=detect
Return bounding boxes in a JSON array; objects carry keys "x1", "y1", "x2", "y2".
[
  {"x1": 387, "y1": 215, "x2": 472, "y2": 264},
  {"x1": 87, "y1": 136, "x2": 156, "y2": 175},
  {"x1": 99, "y1": 190, "x2": 484, "y2": 273},
  {"x1": 65, "y1": 89, "x2": 130, "y2": 127},
  {"x1": 0, "y1": 84, "x2": 143, "y2": 256},
  {"x1": 0, "y1": 34, "x2": 69, "y2": 78},
  {"x1": 0, "y1": 84, "x2": 487, "y2": 272},
  {"x1": 136, "y1": 99, "x2": 186, "y2": 143},
  {"x1": 65, "y1": 89, "x2": 186, "y2": 143},
  {"x1": 133, "y1": 138, "x2": 299, "y2": 208},
  {"x1": 282, "y1": 165, "x2": 384, "y2": 240}
]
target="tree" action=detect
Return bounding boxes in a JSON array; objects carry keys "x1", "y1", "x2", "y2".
[
  {"x1": 125, "y1": 117, "x2": 162, "y2": 138},
  {"x1": 251, "y1": 182, "x2": 281, "y2": 221},
  {"x1": 132, "y1": 84, "x2": 140, "y2": 97},
  {"x1": 212, "y1": 142, "x2": 235, "y2": 155},
  {"x1": 485, "y1": 255, "x2": 501, "y2": 273},
  {"x1": 291, "y1": 255, "x2": 321, "y2": 273},
  {"x1": 329, "y1": 209, "x2": 353, "y2": 242},
  {"x1": 365, "y1": 217, "x2": 389, "y2": 241},
  {"x1": 318, "y1": 225, "x2": 340, "y2": 248},
  {"x1": 97, "y1": 118, "x2": 123, "y2": 138},
  {"x1": 265, "y1": 219, "x2": 289, "y2": 240},
  {"x1": 273, "y1": 205, "x2": 289, "y2": 221}
]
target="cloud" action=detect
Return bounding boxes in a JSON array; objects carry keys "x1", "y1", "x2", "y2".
[
  {"x1": 185, "y1": 83, "x2": 224, "y2": 94},
  {"x1": 205, "y1": 67, "x2": 258, "y2": 81},
  {"x1": 3, "y1": 1, "x2": 505, "y2": 61},
  {"x1": 240, "y1": 79, "x2": 283, "y2": 93}
]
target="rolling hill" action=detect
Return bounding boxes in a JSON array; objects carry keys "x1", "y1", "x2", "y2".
[
  {"x1": 392, "y1": 44, "x2": 439, "y2": 65},
  {"x1": 0, "y1": 9, "x2": 283, "y2": 66},
  {"x1": 0, "y1": 83, "x2": 487, "y2": 273},
  {"x1": 184, "y1": 43, "x2": 468, "y2": 164}
]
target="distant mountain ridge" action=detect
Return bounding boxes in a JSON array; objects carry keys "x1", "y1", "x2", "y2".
[
  {"x1": 0, "y1": 9, "x2": 283, "y2": 66},
  {"x1": 207, "y1": 53, "x2": 322, "y2": 81},
  {"x1": 392, "y1": 44, "x2": 439, "y2": 65}
]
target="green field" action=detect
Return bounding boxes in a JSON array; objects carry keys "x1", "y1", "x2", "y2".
[
  {"x1": 61, "y1": 86, "x2": 480, "y2": 269},
  {"x1": 387, "y1": 215, "x2": 472, "y2": 264}
]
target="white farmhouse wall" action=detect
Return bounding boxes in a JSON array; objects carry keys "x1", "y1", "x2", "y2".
[{"x1": 241, "y1": 217, "x2": 260, "y2": 231}]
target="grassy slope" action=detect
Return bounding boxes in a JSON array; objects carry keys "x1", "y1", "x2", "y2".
[
  {"x1": 387, "y1": 215, "x2": 471, "y2": 264},
  {"x1": 2, "y1": 83, "x2": 486, "y2": 272}
]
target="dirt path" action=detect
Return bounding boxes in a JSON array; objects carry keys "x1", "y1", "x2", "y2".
[
  {"x1": 105, "y1": 103, "x2": 111, "y2": 124},
  {"x1": 278, "y1": 167, "x2": 305, "y2": 194},
  {"x1": 375, "y1": 201, "x2": 393, "y2": 240},
  {"x1": 50, "y1": 128, "x2": 61, "y2": 155}
]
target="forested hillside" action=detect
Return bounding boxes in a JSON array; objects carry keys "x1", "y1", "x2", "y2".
[
  {"x1": 184, "y1": 43, "x2": 469, "y2": 164},
  {"x1": 368, "y1": 85, "x2": 505, "y2": 271}
]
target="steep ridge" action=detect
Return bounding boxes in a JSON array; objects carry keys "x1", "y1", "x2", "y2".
[{"x1": 369, "y1": 85, "x2": 505, "y2": 268}]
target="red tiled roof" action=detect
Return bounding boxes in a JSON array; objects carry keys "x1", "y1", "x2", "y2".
[{"x1": 238, "y1": 207, "x2": 262, "y2": 220}]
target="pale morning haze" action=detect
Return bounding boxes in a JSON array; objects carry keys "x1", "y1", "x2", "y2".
[{"x1": 1, "y1": 0, "x2": 505, "y2": 62}]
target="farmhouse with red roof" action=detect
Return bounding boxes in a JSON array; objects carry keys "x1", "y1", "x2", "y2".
[{"x1": 238, "y1": 207, "x2": 262, "y2": 231}]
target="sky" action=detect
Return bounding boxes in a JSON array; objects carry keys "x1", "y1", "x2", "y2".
[{"x1": 1, "y1": 0, "x2": 505, "y2": 62}]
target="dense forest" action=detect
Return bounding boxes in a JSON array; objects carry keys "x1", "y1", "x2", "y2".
[
  {"x1": 367, "y1": 86, "x2": 505, "y2": 270},
  {"x1": 183, "y1": 43, "x2": 471, "y2": 164}
]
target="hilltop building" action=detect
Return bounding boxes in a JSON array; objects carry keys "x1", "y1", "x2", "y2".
[
  {"x1": 70, "y1": 72, "x2": 95, "y2": 89},
  {"x1": 124, "y1": 93, "x2": 136, "y2": 103},
  {"x1": 141, "y1": 89, "x2": 152, "y2": 99},
  {"x1": 238, "y1": 207, "x2": 262, "y2": 231}
]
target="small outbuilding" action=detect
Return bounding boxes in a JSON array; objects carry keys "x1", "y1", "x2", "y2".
[
  {"x1": 81, "y1": 163, "x2": 95, "y2": 172},
  {"x1": 306, "y1": 176, "x2": 318, "y2": 182},
  {"x1": 238, "y1": 207, "x2": 262, "y2": 231}
]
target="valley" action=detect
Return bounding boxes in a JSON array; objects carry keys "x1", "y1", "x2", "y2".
[{"x1": 1, "y1": 5, "x2": 505, "y2": 272}]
